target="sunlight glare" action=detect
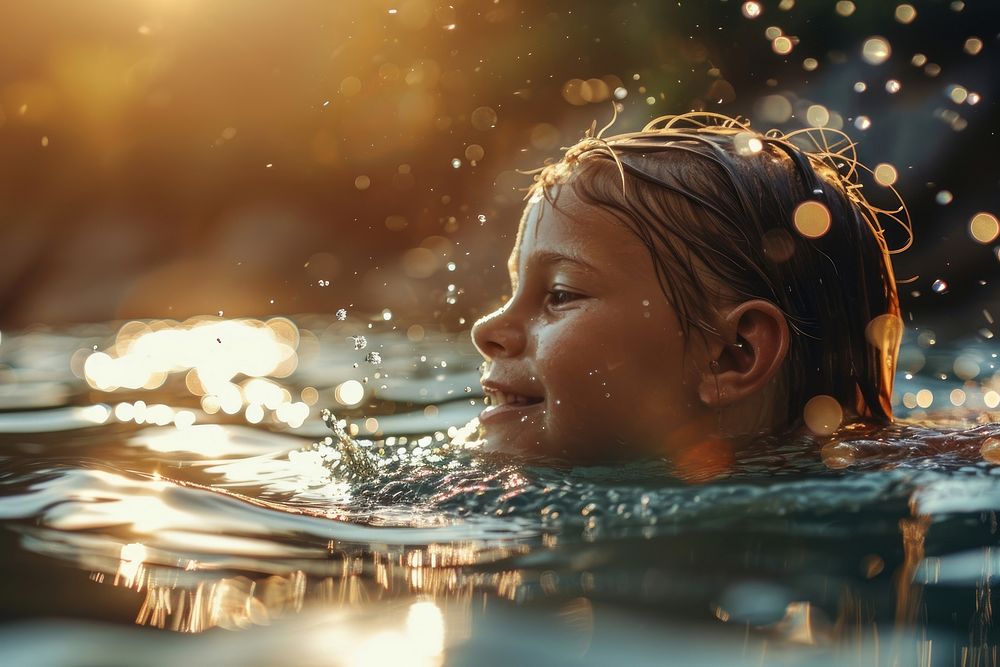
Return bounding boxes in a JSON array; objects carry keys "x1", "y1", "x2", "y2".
[
  {"x1": 83, "y1": 318, "x2": 299, "y2": 429},
  {"x1": 116, "y1": 542, "x2": 148, "y2": 588}
]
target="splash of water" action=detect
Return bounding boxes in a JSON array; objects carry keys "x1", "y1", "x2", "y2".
[{"x1": 320, "y1": 408, "x2": 377, "y2": 480}]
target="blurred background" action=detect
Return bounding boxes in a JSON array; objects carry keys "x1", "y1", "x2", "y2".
[{"x1": 0, "y1": 0, "x2": 996, "y2": 342}]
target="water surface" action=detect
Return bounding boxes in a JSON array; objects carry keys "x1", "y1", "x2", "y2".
[{"x1": 1, "y1": 317, "x2": 999, "y2": 666}]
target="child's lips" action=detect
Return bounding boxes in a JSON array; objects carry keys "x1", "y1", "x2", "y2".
[
  {"x1": 479, "y1": 398, "x2": 545, "y2": 425},
  {"x1": 479, "y1": 379, "x2": 545, "y2": 425}
]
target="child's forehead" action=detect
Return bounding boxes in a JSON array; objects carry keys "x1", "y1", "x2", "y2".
[
  {"x1": 507, "y1": 186, "x2": 644, "y2": 271},
  {"x1": 519, "y1": 182, "x2": 595, "y2": 229}
]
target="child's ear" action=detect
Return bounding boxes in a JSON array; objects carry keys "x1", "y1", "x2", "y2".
[{"x1": 697, "y1": 300, "x2": 789, "y2": 407}]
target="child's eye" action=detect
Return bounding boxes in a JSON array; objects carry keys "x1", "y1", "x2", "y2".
[{"x1": 546, "y1": 288, "x2": 584, "y2": 308}]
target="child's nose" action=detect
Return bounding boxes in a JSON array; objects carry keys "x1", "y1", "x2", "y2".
[{"x1": 471, "y1": 304, "x2": 527, "y2": 359}]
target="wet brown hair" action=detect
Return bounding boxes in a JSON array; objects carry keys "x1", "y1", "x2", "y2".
[{"x1": 526, "y1": 112, "x2": 908, "y2": 426}]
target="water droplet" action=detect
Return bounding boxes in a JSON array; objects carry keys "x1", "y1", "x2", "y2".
[
  {"x1": 613, "y1": 86, "x2": 628, "y2": 100},
  {"x1": 853, "y1": 81, "x2": 867, "y2": 93},
  {"x1": 336, "y1": 308, "x2": 348, "y2": 321},
  {"x1": 741, "y1": 1, "x2": 762, "y2": 19},
  {"x1": 352, "y1": 335, "x2": 368, "y2": 350},
  {"x1": 935, "y1": 190, "x2": 953, "y2": 205},
  {"x1": 885, "y1": 79, "x2": 901, "y2": 94},
  {"x1": 477, "y1": 214, "x2": 487, "y2": 224},
  {"x1": 445, "y1": 284, "x2": 463, "y2": 305},
  {"x1": 820, "y1": 440, "x2": 856, "y2": 469},
  {"x1": 861, "y1": 37, "x2": 891, "y2": 65},
  {"x1": 854, "y1": 115, "x2": 871, "y2": 130},
  {"x1": 931, "y1": 279, "x2": 948, "y2": 294},
  {"x1": 451, "y1": 158, "x2": 462, "y2": 169},
  {"x1": 365, "y1": 351, "x2": 382, "y2": 365}
]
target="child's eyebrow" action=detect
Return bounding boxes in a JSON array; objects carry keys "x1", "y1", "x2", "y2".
[
  {"x1": 507, "y1": 250, "x2": 601, "y2": 288},
  {"x1": 531, "y1": 250, "x2": 601, "y2": 274}
]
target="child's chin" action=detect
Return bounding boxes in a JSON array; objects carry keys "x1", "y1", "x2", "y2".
[
  {"x1": 483, "y1": 429, "x2": 653, "y2": 464},
  {"x1": 481, "y1": 428, "x2": 548, "y2": 455},
  {"x1": 481, "y1": 430, "x2": 589, "y2": 463}
]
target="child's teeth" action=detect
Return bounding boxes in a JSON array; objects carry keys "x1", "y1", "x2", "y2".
[{"x1": 489, "y1": 391, "x2": 536, "y2": 407}]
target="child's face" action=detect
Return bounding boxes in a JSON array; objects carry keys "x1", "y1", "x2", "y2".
[{"x1": 471, "y1": 182, "x2": 713, "y2": 460}]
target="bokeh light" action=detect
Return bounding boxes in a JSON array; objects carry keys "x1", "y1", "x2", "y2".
[
  {"x1": 742, "y1": 2, "x2": 762, "y2": 19},
  {"x1": 873, "y1": 163, "x2": 898, "y2": 186},
  {"x1": 895, "y1": 4, "x2": 917, "y2": 24},
  {"x1": 964, "y1": 37, "x2": 984, "y2": 55},
  {"x1": 969, "y1": 212, "x2": 1000, "y2": 244},
  {"x1": 835, "y1": 1, "x2": 856, "y2": 17},
  {"x1": 83, "y1": 317, "x2": 309, "y2": 428},
  {"x1": 861, "y1": 37, "x2": 891, "y2": 65},
  {"x1": 805, "y1": 104, "x2": 830, "y2": 127},
  {"x1": 335, "y1": 380, "x2": 366, "y2": 407},
  {"x1": 803, "y1": 395, "x2": 843, "y2": 436},
  {"x1": 793, "y1": 201, "x2": 832, "y2": 238},
  {"x1": 772, "y1": 36, "x2": 794, "y2": 56}
]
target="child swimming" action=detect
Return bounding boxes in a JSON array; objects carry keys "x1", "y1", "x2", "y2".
[{"x1": 471, "y1": 112, "x2": 908, "y2": 464}]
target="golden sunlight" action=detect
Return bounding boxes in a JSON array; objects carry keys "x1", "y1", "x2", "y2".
[
  {"x1": 115, "y1": 542, "x2": 148, "y2": 589},
  {"x1": 84, "y1": 317, "x2": 309, "y2": 428}
]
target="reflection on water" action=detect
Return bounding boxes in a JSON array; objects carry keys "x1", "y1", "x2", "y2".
[{"x1": 0, "y1": 319, "x2": 999, "y2": 664}]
